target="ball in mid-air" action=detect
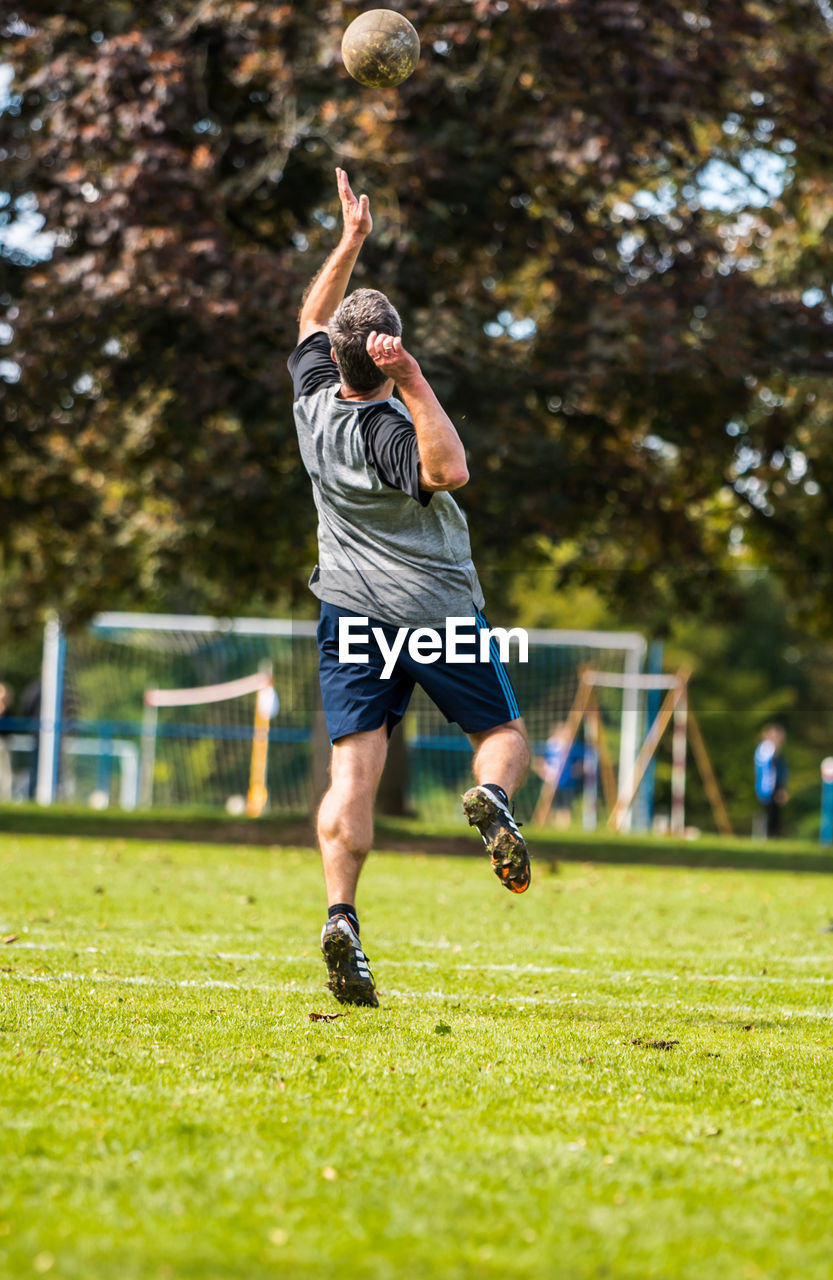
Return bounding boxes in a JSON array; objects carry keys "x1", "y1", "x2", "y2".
[{"x1": 341, "y1": 9, "x2": 420, "y2": 89}]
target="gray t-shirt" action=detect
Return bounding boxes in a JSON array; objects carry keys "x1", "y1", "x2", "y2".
[{"x1": 289, "y1": 332, "x2": 485, "y2": 628}]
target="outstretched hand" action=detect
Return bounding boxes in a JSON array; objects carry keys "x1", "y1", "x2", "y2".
[
  {"x1": 366, "y1": 332, "x2": 420, "y2": 384},
  {"x1": 336, "y1": 167, "x2": 372, "y2": 239}
]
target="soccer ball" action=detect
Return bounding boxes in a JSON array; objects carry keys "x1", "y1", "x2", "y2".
[{"x1": 341, "y1": 9, "x2": 420, "y2": 89}]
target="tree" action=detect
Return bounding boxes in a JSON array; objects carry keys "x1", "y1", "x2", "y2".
[{"x1": 3, "y1": 1, "x2": 833, "y2": 630}]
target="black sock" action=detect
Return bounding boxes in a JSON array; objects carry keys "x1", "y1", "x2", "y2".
[
  {"x1": 482, "y1": 783, "x2": 509, "y2": 807},
  {"x1": 328, "y1": 903, "x2": 360, "y2": 935}
]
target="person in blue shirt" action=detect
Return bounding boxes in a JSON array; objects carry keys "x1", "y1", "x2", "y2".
[
  {"x1": 534, "y1": 722, "x2": 584, "y2": 828},
  {"x1": 754, "y1": 724, "x2": 789, "y2": 838}
]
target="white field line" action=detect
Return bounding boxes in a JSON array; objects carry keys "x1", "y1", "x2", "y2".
[
  {"x1": 5, "y1": 968, "x2": 833, "y2": 1023},
  {"x1": 8, "y1": 928, "x2": 833, "y2": 968},
  {"x1": 5, "y1": 940, "x2": 833, "y2": 988},
  {"x1": 3, "y1": 970, "x2": 294, "y2": 993}
]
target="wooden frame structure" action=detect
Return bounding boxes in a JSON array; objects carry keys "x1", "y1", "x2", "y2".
[{"x1": 532, "y1": 667, "x2": 733, "y2": 836}]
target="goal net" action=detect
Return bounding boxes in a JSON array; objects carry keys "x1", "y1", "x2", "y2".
[
  {"x1": 407, "y1": 627, "x2": 646, "y2": 825},
  {"x1": 140, "y1": 669, "x2": 278, "y2": 815},
  {"x1": 40, "y1": 613, "x2": 647, "y2": 824},
  {"x1": 42, "y1": 615, "x2": 318, "y2": 813}
]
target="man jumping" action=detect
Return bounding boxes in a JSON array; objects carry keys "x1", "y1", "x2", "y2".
[{"x1": 288, "y1": 169, "x2": 531, "y2": 1008}]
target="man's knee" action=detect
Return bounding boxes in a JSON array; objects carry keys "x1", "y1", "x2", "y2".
[
  {"x1": 470, "y1": 718, "x2": 530, "y2": 761},
  {"x1": 317, "y1": 728, "x2": 387, "y2": 856},
  {"x1": 317, "y1": 783, "x2": 373, "y2": 856}
]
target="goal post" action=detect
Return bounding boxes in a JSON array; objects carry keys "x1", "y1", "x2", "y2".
[
  {"x1": 37, "y1": 612, "x2": 650, "y2": 823},
  {"x1": 537, "y1": 667, "x2": 733, "y2": 837},
  {"x1": 140, "y1": 669, "x2": 275, "y2": 810}
]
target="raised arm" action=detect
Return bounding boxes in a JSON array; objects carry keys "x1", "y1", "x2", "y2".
[
  {"x1": 297, "y1": 168, "x2": 372, "y2": 342},
  {"x1": 365, "y1": 333, "x2": 469, "y2": 492}
]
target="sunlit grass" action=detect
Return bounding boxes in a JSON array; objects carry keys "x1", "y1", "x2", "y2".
[{"x1": 2, "y1": 834, "x2": 833, "y2": 1278}]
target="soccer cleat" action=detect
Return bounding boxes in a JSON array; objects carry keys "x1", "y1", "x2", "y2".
[
  {"x1": 320, "y1": 915, "x2": 379, "y2": 1007},
  {"x1": 462, "y1": 785, "x2": 531, "y2": 894}
]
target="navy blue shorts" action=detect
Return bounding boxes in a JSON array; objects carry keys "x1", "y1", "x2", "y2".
[{"x1": 317, "y1": 602, "x2": 521, "y2": 743}]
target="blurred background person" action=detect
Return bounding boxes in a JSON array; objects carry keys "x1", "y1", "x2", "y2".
[
  {"x1": 534, "y1": 721, "x2": 584, "y2": 829},
  {"x1": 754, "y1": 724, "x2": 789, "y2": 838},
  {"x1": 0, "y1": 682, "x2": 14, "y2": 801}
]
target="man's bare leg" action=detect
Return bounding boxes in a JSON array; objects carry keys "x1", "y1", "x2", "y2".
[
  {"x1": 318, "y1": 724, "x2": 389, "y2": 904},
  {"x1": 468, "y1": 718, "x2": 530, "y2": 798},
  {"x1": 317, "y1": 725, "x2": 388, "y2": 1006},
  {"x1": 463, "y1": 718, "x2": 532, "y2": 893}
]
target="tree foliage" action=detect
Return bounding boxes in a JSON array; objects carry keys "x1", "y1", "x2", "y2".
[{"x1": 3, "y1": 1, "x2": 833, "y2": 629}]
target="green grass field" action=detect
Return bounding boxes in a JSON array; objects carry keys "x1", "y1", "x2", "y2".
[{"x1": 2, "y1": 832, "x2": 833, "y2": 1279}]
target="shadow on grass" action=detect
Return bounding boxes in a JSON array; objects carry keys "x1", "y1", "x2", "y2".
[{"x1": 0, "y1": 805, "x2": 830, "y2": 875}]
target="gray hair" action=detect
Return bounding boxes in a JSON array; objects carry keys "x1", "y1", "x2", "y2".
[{"x1": 328, "y1": 288, "x2": 402, "y2": 392}]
